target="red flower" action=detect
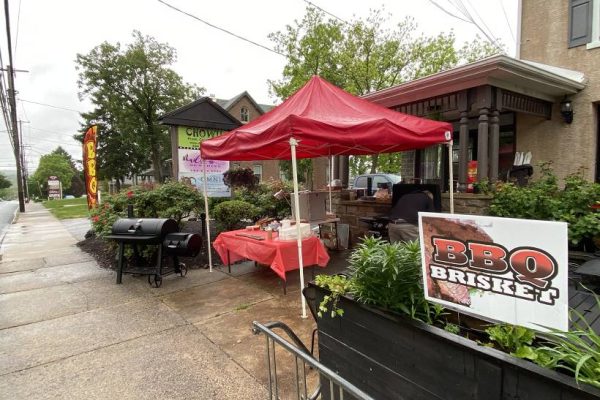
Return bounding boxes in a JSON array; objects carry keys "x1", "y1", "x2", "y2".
[
  {"x1": 127, "y1": 191, "x2": 134, "y2": 199},
  {"x1": 91, "y1": 216, "x2": 100, "y2": 223}
]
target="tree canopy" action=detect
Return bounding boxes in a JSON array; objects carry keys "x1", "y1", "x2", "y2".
[
  {"x1": 32, "y1": 150, "x2": 75, "y2": 192},
  {"x1": 0, "y1": 172, "x2": 11, "y2": 190},
  {"x1": 76, "y1": 31, "x2": 203, "y2": 182},
  {"x1": 269, "y1": 7, "x2": 501, "y2": 174}
]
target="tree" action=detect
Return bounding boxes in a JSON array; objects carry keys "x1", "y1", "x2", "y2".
[
  {"x1": 50, "y1": 147, "x2": 85, "y2": 197},
  {"x1": 76, "y1": 31, "x2": 203, "y2": 182},
  {"x1": 32, "y1": 151, "x2": 74, "y2": 194},
  {"x1": 270, "y1": 7, "x2": 501, "y2": 173},
  {"x1": 0, "y1": 172, "x2": 11, "y2": 190}
]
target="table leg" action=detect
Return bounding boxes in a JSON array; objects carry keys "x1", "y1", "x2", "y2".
[
  {"x1": 335, "y1": 221, "x2": 340, "y2": 250},
  {"x1": 283, "y1": 278, "x2": 287, "y2": 295},
  {"x1": 116, "y1": 242, "x2": 125, "y2": 284}
]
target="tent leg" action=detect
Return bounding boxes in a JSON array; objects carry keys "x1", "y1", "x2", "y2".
[
  {"x1": 290, "y1": 137, "x2": 308, "y2": 319},
  {"x1": 202, "y1": 160, "x2": 213, "y2": 271},
  {"x1": 447, "y1": 139, "x2": 455, "y2": 214},
  {"x1": 328, "y1": 155, "x2": 333, "y2": 214}
]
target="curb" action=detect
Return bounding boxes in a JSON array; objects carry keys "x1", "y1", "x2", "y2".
[{"x1": 0, "y1": 203, "x2": 20, "y2": 261}]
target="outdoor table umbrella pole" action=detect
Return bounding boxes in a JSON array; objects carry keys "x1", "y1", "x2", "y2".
[
  {"x1": 290, "y1": 137, "x2": 308, "y2": 319},
  {"x1": 202, "y1": 159, "x2": 213, "y2": 272}
]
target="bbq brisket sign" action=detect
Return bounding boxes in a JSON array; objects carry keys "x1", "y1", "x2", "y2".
[{"x1": 419, "y1": 213, "x2": 568, "y2": 331}]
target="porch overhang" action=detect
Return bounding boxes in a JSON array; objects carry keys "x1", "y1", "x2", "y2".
[{"x1": 362, "y1": 55, "x2": 586, "y2": 106}]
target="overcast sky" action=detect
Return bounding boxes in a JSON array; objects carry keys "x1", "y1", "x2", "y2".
[{"x1": 0, "y1": 0, "x2": 518, "y2": 173}]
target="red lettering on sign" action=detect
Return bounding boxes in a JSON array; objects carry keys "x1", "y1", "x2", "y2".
[
  {"x1": 510, "y1": 248, "x2": 557, "y2": 289},
  {"x1": 468, "y1": 242, "x2": 509, "y2": 274},
  {"x1": 432, "y1": 238, "x2": 468, "y2": 266}
]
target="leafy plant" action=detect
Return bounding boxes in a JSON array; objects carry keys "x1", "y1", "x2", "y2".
[
  {"x1": 233, "y1": 179, "x2": 295, "y2": 220},
  {"x1": 349, "y1": 237, "x2": 443, "y2": 324},
  {"x1": 90, "y1": 181, "x2": 203, "y2": 237},
  {"x1": 532, "y1": 296, "x2": 600, "y2": 388},
  {"x1": 212, "y1": 200, "x2": 260, "y2": 231},
  {"x1": 315, "y1": 274, "x2": 352, "y2": 318},
  {"x1": 444, "y1": 323, "x2": 460, "y2": 334},
  {"x1": 485, "y1": 324, "x2": 538, "y2": 361},
  {"x1": 490, "y1": 163, "x2": 600, "y2": 245}
]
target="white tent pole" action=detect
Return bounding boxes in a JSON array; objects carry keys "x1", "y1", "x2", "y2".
[
  {"x1": 290, "y1": 137, "x2": 308, "y2": 319},
  {"x1": 328, "y1": 154, "x2": 333, "y2": 214},
  {"x1": 202, "y1": 159, "x2": 213, "y2": 271},
  {"x1": 447, "y1": 139, "x2": 455, "y2": 214}
]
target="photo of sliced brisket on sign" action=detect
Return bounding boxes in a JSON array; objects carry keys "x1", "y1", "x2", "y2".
[{"x1": 421, "y1": 216, "x2": 493, "y2": 307}]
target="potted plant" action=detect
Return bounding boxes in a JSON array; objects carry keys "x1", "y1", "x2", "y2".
[{"x1": 303, "y1": 238, "x2": 600, "y2": 400}]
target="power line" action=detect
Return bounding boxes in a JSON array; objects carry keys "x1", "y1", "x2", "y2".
[
  {"x1": 157, "y1": 0, "x2": 286, "y2": 57},
  {"x1": 18, "y1": 98, "x2": 83, "y2": 113},
  {"x1": 499, "y1": 0, "x2": 515, "y2": 43},
  {"x1": 14, "y1": 0, "x2": 23, "y2": 59},
  {"x1": 302, "y1": 0, "x2": 349, "y2": 25}
]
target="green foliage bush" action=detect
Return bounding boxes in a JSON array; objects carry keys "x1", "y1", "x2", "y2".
[
  {"x1": 490, "y1": 164, "x2": 600, "y2": 245},
  {"x1": 212, "y1": 200, "x2": 260, "y2": 231},
  {"x1": 316, "y1": 238, "x2": 443, "y2": 324},
  {"x1": 233, "y1": 179, "x2": 295, "y2": 220},
  {"x1": 90, "y1": 181, "x2": 203, "y2": 237}
]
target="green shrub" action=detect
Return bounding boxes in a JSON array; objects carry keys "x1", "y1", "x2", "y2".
[
  {"x1": 348, "y1": 237, "x2": 443, "y2": 324},
  {"x1": 212, "y1": 200, "x2": 260, "y2": 231},
  {"x1": 490, "y1": 164, "x2": 600, "y2": 245},
  {"x1": 90, "y1": 181, "x2": 203, "y2": 238},
  {"x1": 234, "y1": 179, "x2": 295, "y2": 219}
]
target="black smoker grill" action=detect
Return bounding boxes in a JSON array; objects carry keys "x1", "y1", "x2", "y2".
[
  {"x1": 107, "y1": 218, "x2": 202, "y2": 287},
  {"x1": 359, "y1": 183, "x2": 442, "y2": 239}
]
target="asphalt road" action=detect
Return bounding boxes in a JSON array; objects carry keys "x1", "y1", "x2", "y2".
[{"x1": 0, "y1": 201, "x2": 19, "y2": 245}]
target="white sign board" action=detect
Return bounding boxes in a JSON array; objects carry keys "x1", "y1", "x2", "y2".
[
  {"x1": 178, "y1": 149, "x2": 230, "y2": 197},
  {"x1": 418, "y1": 212, "x2": 568, "y2": 332}
]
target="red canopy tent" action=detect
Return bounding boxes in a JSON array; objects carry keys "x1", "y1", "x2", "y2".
[
  {"x1": 202, "y1": 76, "x2": 451, "y2": 160},
  {"x1": 200, "y1": 76, "x2": 453, "y2": 318}
]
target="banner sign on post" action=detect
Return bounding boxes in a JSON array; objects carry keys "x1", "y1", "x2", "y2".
[
  {"x1": 177, "y1": 126, "x2": 230, "y2": 197},
  {"x1": 419, "y1": 213, "x2": 568, "y2": 331},
  {"x1": 83, "y1": 125, "x2": 98, "y2": 209}
]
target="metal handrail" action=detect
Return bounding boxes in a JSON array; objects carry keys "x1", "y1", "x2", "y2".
[{"x1": 252, "y1": 321, "x2": 375, "y2": 400}]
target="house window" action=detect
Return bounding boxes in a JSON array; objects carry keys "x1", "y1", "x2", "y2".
[
  {"x1": 240, "y1": 107, "x2": 249, "y2": 123},
  {"x1": 253, "y1": 164, "x2": 263, "y2": 181},
  {"x1": 568, "y1": 0, "x2": 600, "y2": 48}
]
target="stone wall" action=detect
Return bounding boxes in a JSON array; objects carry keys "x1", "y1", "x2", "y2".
[{"x1": 441, "y1": 193, "x2": 493, "y2": 215}]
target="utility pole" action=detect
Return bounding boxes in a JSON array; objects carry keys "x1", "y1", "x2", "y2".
[
  {"x1": 4, "y1": 0, "x2": 25, "y2": 212},
  {"x1": 19, "y1": 120, "x2": 29, "y2": 200}
]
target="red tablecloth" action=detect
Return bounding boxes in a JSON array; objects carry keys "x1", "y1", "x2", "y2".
[{"x1": 213, "y1": 229, "x2": 330, "y2": 280}]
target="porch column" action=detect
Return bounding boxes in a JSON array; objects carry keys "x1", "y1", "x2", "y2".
[
  {"x1": 458, "y1": 111, "x2": 469, "y2": 191},
  {"x1": 489, "y1": 110, "x2": 500, "y2": 182},
  {"x1": 477, "y1": 108, "x2": 489, "y2": 182}
]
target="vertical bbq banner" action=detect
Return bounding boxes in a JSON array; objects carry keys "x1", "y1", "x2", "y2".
[
  {"x1": 83, "y1": 125, "x2": 98, "y2": 210},
  {"x1": 177, "y1": 126, "x2": 230, "y2": 197},
  {"x1": 419, "y1": 213, "x2": 569, "y2": 331}
]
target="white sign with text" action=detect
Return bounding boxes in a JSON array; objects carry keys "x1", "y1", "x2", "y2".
[{"x1": 418, "y1": 212, "x2": 569, "y2": 331}]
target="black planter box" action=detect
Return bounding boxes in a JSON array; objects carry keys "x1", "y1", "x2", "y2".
[{"x1": 304, "y1": 283, "x2": 600, "y2": 400}]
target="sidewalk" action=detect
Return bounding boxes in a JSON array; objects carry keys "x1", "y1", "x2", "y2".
[{"x1": 0, "y1": 203, "x2": 337, "y2": 399}]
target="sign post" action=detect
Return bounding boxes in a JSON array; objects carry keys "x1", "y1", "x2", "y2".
[{"x1": 419, "y1": 213, "x2": 569, "y2": 331}]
